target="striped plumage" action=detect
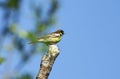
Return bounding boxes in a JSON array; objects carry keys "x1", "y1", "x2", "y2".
[{"x1": 30, "y1": 29, "x2": 64, "y2": 45}]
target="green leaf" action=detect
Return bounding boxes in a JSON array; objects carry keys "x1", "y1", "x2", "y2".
[
  {"x1": 0, "y1": 57, "x2": 5, "y2": 64},
  {"x1": 18, "y1": 74, "x2": 32, "y2": 79},
  {"x1": 7, "y1": 0, "x2": 19, "y2": 9}
]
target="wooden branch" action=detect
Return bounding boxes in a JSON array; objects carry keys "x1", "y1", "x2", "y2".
[{"x1": 36, "y1": 44, "x2": 60, "y2": 79}]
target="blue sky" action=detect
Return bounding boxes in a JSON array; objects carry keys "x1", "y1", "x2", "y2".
[
  {"x1": 51, "y1": 0, "x2": 120, "y2": 79},
  {"x1": 0, "y1": 0, "x2": 120, "y2": 79}
]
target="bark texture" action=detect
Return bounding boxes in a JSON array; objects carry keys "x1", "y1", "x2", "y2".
[{"x1": 36, "y1": 44, "x2": 60, "y2": 79}]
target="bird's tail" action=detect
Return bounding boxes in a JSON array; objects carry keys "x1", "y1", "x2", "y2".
[{"x1": 28, "y1": 40, "x2": 38, "y2": 44}]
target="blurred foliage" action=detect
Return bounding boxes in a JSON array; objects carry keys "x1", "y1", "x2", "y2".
[
  {"x1": 0, "y1": 0, "x2": 59, "y2": 79},
  {"x1": 17, "y1": 74, "x2": 32, "y2": 79},
  {"x1": 0, "y1": 57, "x2": 5, "y2": 64},
  {"x1": 13, "y1": 74, "x2": 32, "y2": 79},
  {"x1": 7, "y1": 0, "x2": 20, "y2": 9}
]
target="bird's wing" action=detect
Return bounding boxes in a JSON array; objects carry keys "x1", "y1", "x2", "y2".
[{"x1": 37, "y1": 34, "x2": 51, "y2": 39}]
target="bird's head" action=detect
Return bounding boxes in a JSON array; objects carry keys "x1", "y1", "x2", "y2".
[{"x1": 55, "y1": 29, "x2": 64, "y2": 36}]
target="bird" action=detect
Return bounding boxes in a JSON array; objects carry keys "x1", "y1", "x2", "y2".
[{"x1": 29, "y1": 29, "x2": 64, "y2": 45}]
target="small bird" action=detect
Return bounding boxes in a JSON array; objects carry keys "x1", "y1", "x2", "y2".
[{"x1": 30, "y1": 29, "x2": 64, "y2": 45}]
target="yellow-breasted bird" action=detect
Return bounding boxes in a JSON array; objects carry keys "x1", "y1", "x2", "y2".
[{"x1": 30, "y1": 29, "x2": 64, "y2": 45}]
